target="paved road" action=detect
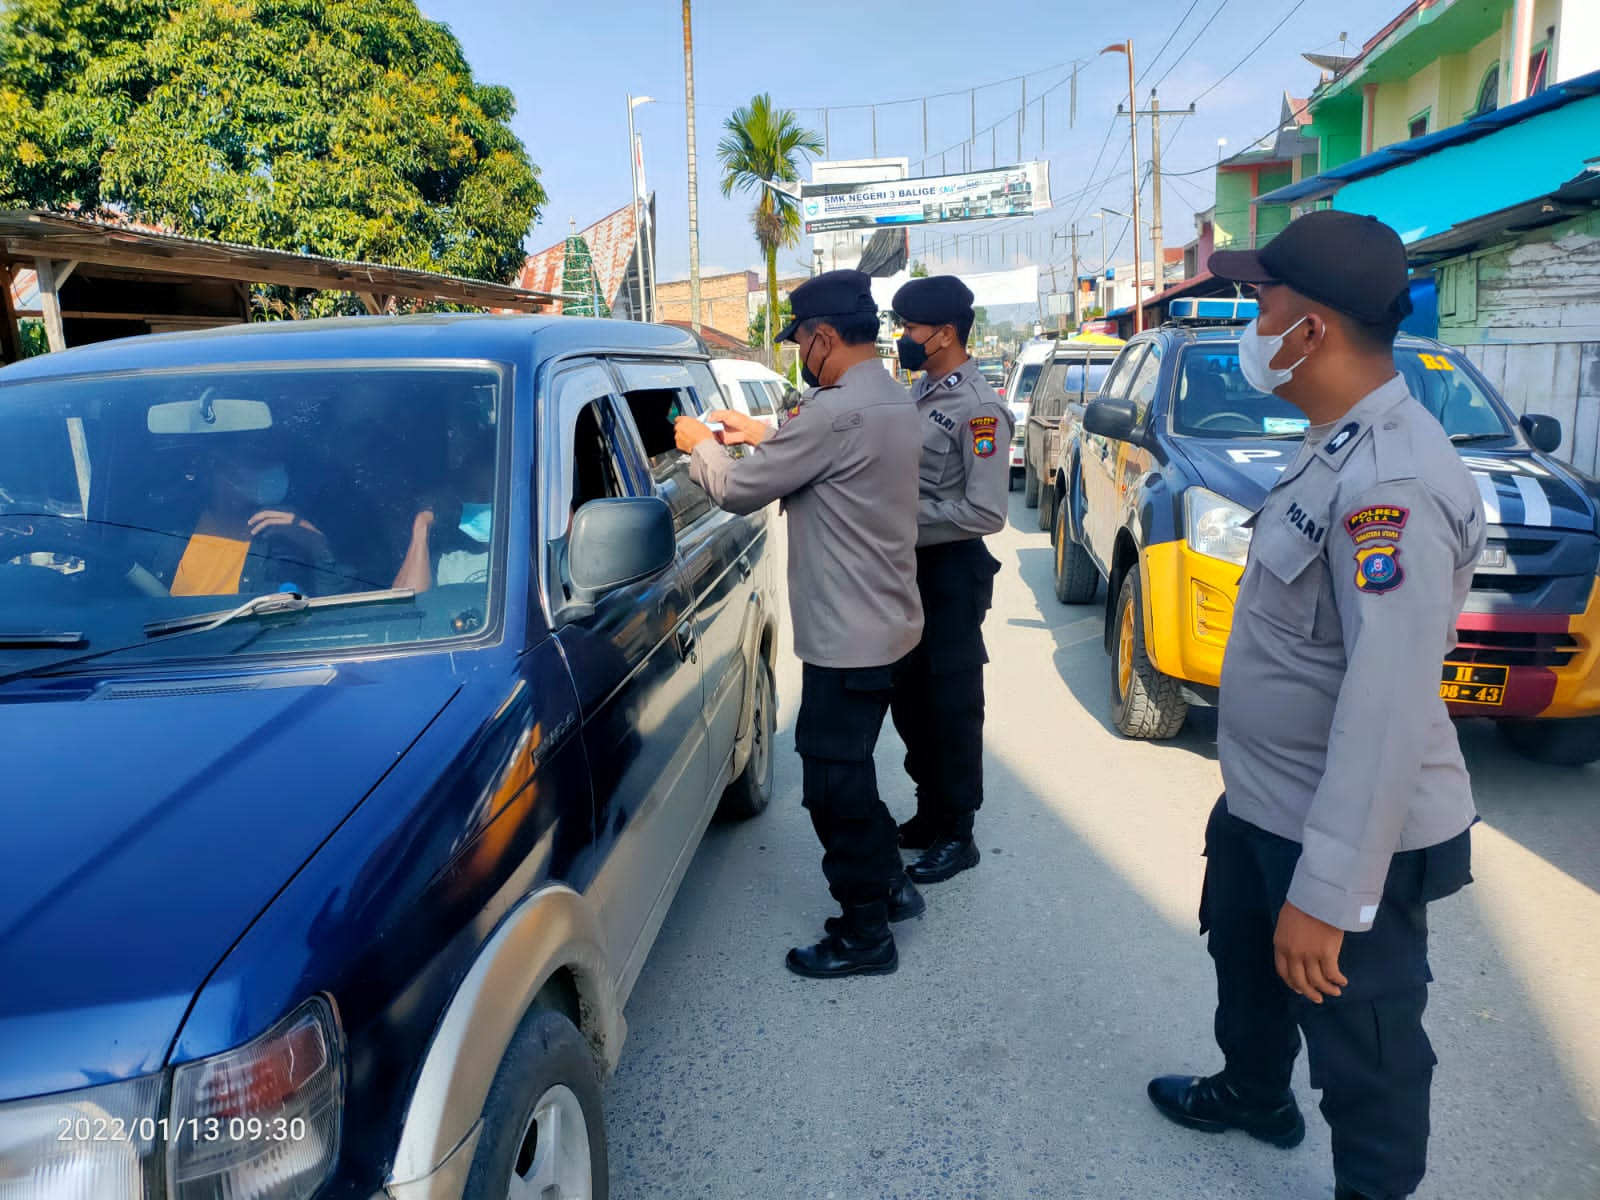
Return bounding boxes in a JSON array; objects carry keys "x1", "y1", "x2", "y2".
[{"x1": 605, "y1": 493, "x2": 1600, "y2": 1200}]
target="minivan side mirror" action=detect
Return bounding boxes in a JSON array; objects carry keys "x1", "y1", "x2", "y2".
[
  {"x1": 563, "y1": 497, "x2": 676, "y2": 610},
  {"x1": 1520, "y1": 412, "x2": 1563, "y2": 454},
  {"x1": 1084, "y1": 397, "x2": 1140, "y2": 443}
]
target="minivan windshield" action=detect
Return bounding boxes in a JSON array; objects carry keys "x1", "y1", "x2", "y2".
[
  {"x1": 1172, "y1": 344, "x2": 1514, "y2": 441},
  {"x1": 0, "y1": 364, "x2": 506, "y2": 674}
]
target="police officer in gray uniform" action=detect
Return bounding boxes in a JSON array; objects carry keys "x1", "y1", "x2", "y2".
[
  {"x1": 888, "y1": 276, "x2": 1012, "y2": 883},
  {"x1": 674, "y1": 269, "x2": 928, "y2": 979},
  {"x1": 1146, "y1": 212, "x2": 1483, "y2": 1200}
]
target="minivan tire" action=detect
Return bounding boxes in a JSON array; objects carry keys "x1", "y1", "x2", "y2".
[
  {"x1": 1037, "y1": 478, "x2": 1057, "y2": 532},
  {"x1": 1053, "y1": 495, "x2": 1098, "y2": 605},
  {"x1": 1109, "y1": 570, "x2": 1188, "y2": 740},
  {"x1": 463, "y1": 1008, "x2": 608, "y2": 1200},
  {"x1": 1023, "y1": 457, "x2": 1040, "y2": 507},
  {"x1": 718, "y1": 655, "x2": 775, "y2": 820},
  {"x1": 1495, "y1": 715, "x2": 1600, "y2": 766}
]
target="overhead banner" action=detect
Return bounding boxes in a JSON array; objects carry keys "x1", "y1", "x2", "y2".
[{"x1": 801, "y1": 162, "x2": 1052, "y2": 234}]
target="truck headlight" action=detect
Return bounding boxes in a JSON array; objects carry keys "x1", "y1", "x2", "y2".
[
  {"x1": 0, "y1": 1075, "x2": 163, "y2": 1200},
  {"x1": 1185, "y1": 487, "x2": 1254, "y2": 567},
  {"x1": 168, "y1": 998, "x2": 342, "y2": 1200}
]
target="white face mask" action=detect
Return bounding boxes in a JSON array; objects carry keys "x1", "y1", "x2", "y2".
[{"x1": 1238, "y1": 316, "x2": 1309, "y2": 395}]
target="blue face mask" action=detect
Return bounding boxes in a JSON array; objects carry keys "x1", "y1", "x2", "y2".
[
  {"x1": 227, "y1": 464, "x2": 289, "y2": 507},
  {"x1": 459, "y1": 503, "x2": 493, "y2": 544}
]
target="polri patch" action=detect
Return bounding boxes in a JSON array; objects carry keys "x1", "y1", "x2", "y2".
[
  {"x1": 1325, "y1": 421, "x2": 1361, "y2": 455},
  {"x1": 1354, "y1": 544, "x2": 1404, "y2": 594},
  {"x1": 1345, "y1": 504, "x2": 1409, "y2": 544},
  {"x1": 970, "y1": 415, "x2": 998, "y2": 458},
  {"x1": 928, "y1": 408, "x2": 957, "y2": 432},
  {"x1": 1284, "y1": 499, "x2": 1325, "y2": 545}
]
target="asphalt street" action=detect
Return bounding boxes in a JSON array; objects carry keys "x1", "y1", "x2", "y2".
[{"x1": 604, "y1": 492, "x2": 1600, "y2": 1200}]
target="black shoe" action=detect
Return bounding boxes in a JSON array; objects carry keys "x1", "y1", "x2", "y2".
[
  {"x1": 897, "y1": 813, "x2": 943, "y2": 851},
  {"x1": 824, "y1": 873, "x2": 925, "y2": 937},
  {"x1": 786, "y1": 902, "x2": 897, "y2": 979},
  {"x1": 907, "y1": 837, "x2": 980, "y2": 883},
  {"x1": 1146, "y1": 1073, "x2": 1305, "y2": 1149},
  {"x1": 1334, "y1": 1186, "x2": 1379, "y2": 1200}
]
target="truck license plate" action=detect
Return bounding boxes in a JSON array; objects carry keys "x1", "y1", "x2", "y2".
[{"x1": 1440, "y1": 662, "x2": 1507, "y2": 706}]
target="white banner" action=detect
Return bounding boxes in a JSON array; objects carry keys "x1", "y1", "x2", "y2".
[{"x1": 801, "y1": 162, "x2": 1052, "y2": 234}]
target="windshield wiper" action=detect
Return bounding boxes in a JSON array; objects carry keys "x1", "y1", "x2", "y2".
[
  {"x1": 0, "y1": 588, "x2": 415, "y2": 689},
  {"x1": 0, "y1": 630, "x2": 86, "y2": 648},
  {"x1": 1450, "y1": 432, "x2": 1512, "y2": 444}
]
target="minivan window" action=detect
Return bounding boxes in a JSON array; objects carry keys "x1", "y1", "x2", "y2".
[
  {"x1": 614, "y1": 359, "x2": 717, "y2": 531},
  {"x1": 740, "y1": 381, "x2": 774, "y2": 417},
  {"x1": 0, "y1": 365, "x2": 506, "y2": 670}
]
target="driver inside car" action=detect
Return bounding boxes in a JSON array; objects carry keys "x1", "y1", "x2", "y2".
[{"x1": 165, "y1": 436, "x2": 335, "y2": 597}]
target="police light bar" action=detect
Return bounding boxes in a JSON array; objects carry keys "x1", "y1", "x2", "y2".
[{"x1": 1169, "y1": 297, "x2": 1258, "y2": 324}]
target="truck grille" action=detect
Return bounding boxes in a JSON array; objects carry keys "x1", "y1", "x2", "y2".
[{"x1": 1450, "y1": 628, "x2": 1579, "y2": 669}]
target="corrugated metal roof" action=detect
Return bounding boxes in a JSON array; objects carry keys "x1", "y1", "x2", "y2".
[{"x1": 520, "y1": 201, "x2": 641, "y2": 312}]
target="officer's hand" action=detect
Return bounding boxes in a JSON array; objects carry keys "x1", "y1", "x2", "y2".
[
  {"x1": 674, "y1": 415, "x2": 716, "y2": 453},
  {"x1": 1273, "y1": 902, "x2": 1348, "y2": 1003},
  {"x1": 704, "y1": 408, "x2": 767, "y2": 446}
]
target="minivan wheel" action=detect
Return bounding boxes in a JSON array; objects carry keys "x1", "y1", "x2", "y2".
[
  {"x1": 718, "y1": 654, "x2": 775, "y2": 820},
  {"x1": 464, "y1": 1009, "x2": 608, "y2": 1200},
  {"x1": 1053, "y1": 495, "x2": 1098, "y2": 605},
  {"x1": 1037, "y1": 478, "x2": 1057, "y2": 532},
  {"x1": 1109, "y1": 570, "x2": 1188, "y2": 739},
  {"x1": 1023, "y1": 457, "x2": 1040, "y2": 507},
  {"x1": 1496, "y1": 715, "x2": 1600, "y2": 766}
]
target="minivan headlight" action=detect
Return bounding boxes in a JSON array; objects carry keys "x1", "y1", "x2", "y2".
[
  {"x1": 1185, "y1": 487, "x2": 1255, "y2": 566},
  {"x1": 0, "y1": 1074, "x2": 163, "y2": 1200},
  {"x1": 167, "y1": 998, "x2": 342, "y2": 1200}
]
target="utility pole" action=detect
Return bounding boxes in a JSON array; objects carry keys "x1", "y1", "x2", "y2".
[
  {"x1": 1101, "y1": 40, "x2": 1143, "y2": 331},
  {"x1": 1070, "y1": 223, "x2": 1081, "y2": 328},
  {"x1": 1130, "y1": 91, "x2": 1196, "y2": 298},
  {"x1": 682, "y1": 0, "x2": 702, "y2": 335}
]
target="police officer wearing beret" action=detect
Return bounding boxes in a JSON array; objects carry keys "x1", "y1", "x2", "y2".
[
  {"x1": 887, "y1": 275, "x2": 1012, "y2": 883},
  {"x1": 1146, "y1": 212, "x2": 1484, "y2": 1200},
  {"x1": 674, "y1": 270, "x2": 929, "y2": 979}
]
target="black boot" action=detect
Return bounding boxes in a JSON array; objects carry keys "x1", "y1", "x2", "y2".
[
  {"x1": 787, "y1": 901, "x2": 897, "y2": 979},
  {"x1": 907, "y1": 836, "x2": 980, "y2": 883},
  {"x1": 824, "y1": 872, "x2": 925, "y2": 936},
  {"x1": 897, "y1": 812, "x2": 943, "y2": 851},
  {"x1": 1146, "y1": 1072, "x2": 1305, "y2": 1149}
]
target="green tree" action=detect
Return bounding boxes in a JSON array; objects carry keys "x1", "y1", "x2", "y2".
[
  {"x1": 716, "y1": 94, "x2": 821, "y2": 364},
  {"x1": 749, "y1": 297, "x2": 792, "y2": 349},
  {"x1": 910, "y1": 260, "x2": 929, "y2": 278},
  {"x1": 0, "y1": 0, "x2": 546, "y2": 283}
]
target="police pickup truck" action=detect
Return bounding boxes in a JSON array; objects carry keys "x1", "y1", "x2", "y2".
[{"x1": 1047, "y1": 297, "x2": 1600, "y2": 765}]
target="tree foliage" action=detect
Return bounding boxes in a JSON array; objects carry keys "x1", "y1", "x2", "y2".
[
  {"x1": 716, "y1": 94, "x2": 821, "y2": 364},
  {"x1": 0, "y1": 0, "x2": 546, "y2": 282},
  {"x1": 748, "y1": 297, "x2": 792, "y2": 349}
]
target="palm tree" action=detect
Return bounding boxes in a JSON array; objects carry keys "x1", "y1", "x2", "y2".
[{"x1": 716, "y1": 94, "x2": 822, "y2": 362}]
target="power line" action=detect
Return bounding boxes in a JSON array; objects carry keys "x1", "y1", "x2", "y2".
[
  {"x1": 1150, "y1": 0, "x2": 1230, "y2": 94},
  {"x1": 1188, "y1": 0, "x2": 1311, "y2": 106},
  {"x1": 1137, "y1": 0, "x2": 1204, "y2": 86},
  {"x1": 796, "y1": 56, "x2": 1092, "y2": 113}
]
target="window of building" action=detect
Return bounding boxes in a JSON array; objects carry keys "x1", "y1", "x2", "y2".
[
  {"x1": 1407, "y1": 109, "x2": 1430, "y2": 140},
  {"x1": 1527, "y1": 43, "x2": 1550, "y2": 96},
  {"x1": 1473, "y1": 62, "x2": 1500, "y2": 117}
]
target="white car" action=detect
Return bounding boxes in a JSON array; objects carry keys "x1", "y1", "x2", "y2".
[
  {"x1": 709, "y1": 358, "x2": 797, "y2": 431},
  {"x1": 1004, "y1": 339, "x2": 1055, "y2": 488}
]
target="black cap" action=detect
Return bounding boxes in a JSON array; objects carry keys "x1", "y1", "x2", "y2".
[
  {"x1": 892, "y1": 275, "x2": 976, "y2": 327},
  {"x1": 1207, "y1": 210, "x2": 1413, "y2": 324},
  {"x1": 776, "y1": 269, "x2": 880, "y2": 343}
]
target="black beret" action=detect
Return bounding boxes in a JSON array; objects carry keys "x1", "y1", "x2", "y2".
[
  {"x1": 776, "y1": 269, "x2": 880, "y2": 343},
  {"x1": 892, "y1": 275, "x2": 976, "y2": 327}
]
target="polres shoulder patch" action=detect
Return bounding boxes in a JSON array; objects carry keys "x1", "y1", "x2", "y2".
[
  {"x1": 1345, "y1": 504, "x2": 1409, "y2": 543},
  {"x1": 970, "y1": 415, "x2": 998, "y2": 458},
  {"x1": 1353, "y1": 544, "x2": 1404, "y2": 594}
]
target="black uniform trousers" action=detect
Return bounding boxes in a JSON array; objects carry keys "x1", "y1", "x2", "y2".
[
  {"x1": 890, "y1": 538, "x2": 1002, "y2": 840},
  {"x1": 794, "y1": 662, "x2": 903, "y2": 907},
  {"x1": 1201, "y1": 797, "x2": 1473, "y2": 1200}
]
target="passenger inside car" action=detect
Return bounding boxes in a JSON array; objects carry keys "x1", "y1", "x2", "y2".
[
  {"x1": 393, "y1": 431, "x2": 498, "y2": 594},
  {"x1": 164, "y1": 433, "x2": 334, "y2": 596}
]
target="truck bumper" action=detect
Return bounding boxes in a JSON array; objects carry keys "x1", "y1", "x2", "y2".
[
  {"x1": 1140, "y1": 540, "x2": 1234, "y2": 690},
  {"x1": 1451, "y1": 578, "x2": 1600, "y2": 720}
]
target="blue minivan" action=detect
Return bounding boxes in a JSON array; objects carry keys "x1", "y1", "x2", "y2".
[{"x1": 0, "y1": 315, "x2": 780, "y2": 1199}]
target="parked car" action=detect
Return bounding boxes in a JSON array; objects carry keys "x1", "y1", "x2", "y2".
[
  {"x1": 976, "y1": 358, "x2": 1009, "y2": 398},
  {"x1": 1048, "y1": 297, "x2": 1600, "y2": 765},
  {"x1": 710, "y1": 356, "x2": 797, "y2": 430},
  {"x1": 1003, "y1": 339, "x2": 1055, "y2": 490},
  {"x1": 0, "y1": 314, "x2": 781, "y2": 1199},
  {"x1": 1022, "y1": 334, "x2": 1123, "y2": 524}
]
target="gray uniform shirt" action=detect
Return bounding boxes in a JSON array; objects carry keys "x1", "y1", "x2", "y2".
[
  {"x1": 690, "y1": 359, "x2": 924, "y2": 670},
  {"x1": 1218, "y1": 374, "x2": 1485, "y2": 932},
  {"x1": 911, "y1": 360, "x2": 1015, "y2": 546}
]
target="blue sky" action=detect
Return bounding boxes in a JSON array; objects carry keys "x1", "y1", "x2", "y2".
[{"x1": 423, "y1": 0, "x2": 1409, "y2": 290}]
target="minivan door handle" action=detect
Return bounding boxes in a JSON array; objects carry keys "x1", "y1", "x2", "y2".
[
  {"x1": 736, "y1": 555, "x2": 752, "y2": 581},
  {"x1": 674, "y1": 621, "x2": 698, "y2": 663}
]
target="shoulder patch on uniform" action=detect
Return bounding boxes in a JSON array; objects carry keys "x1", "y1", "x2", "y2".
[
  {"x1": 927, "y1": 407, "x2": 957, "y2": 432},
  {"x1": 1325, "y1": 421, "x2": 1361, "y2": 455},
  {"x1": 1345, "y1": 504, "x2": 1409, "y2": 544},
  {"x1": 1353, "y1": 544, "x2": 1404, "y2": 594},
  {"x1": 970, "y1": 415, "x2": 998, "y2": 458},
  {"x1": 945, "y1": 372, "x2": 962, "y2": 388},
  {"x1": 831, "y1": 411, "x2": 864, "y2": 432}
]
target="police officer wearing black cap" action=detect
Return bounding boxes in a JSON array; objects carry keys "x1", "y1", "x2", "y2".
[
  {"x1": 1145, "y1": 211, "x2": 1483, "y2": 1200},
  {"x1": 888, "y1": 275, "x2": 1012, "y2": 884},
  {"x1": 674, "y1": 269, "x2": 929, "y2": 979}
]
